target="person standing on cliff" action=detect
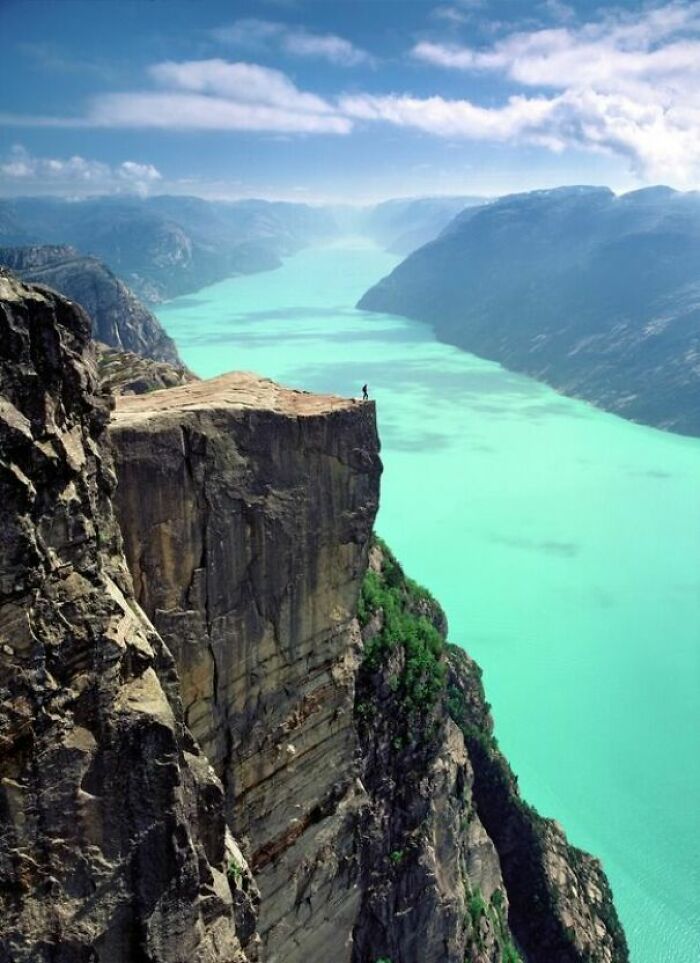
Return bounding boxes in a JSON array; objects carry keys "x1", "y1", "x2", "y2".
[{"x1": 362, "y1": 384, "x2": 369, "y2": 401}]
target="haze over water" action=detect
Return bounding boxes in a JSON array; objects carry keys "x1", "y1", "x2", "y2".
[{"x1": 157, "y1": 243, "x2": 700, "y2": 963}]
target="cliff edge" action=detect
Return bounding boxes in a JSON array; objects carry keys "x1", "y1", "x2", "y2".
[
  {"x1": 0, "y1": 269, "x2": 627, "y2": 962},
  {"x1": 0, "y1": 270, "x2": 258, "y2": 962},
  {"x1": 110, "y1": 376, "x2": 627, "y2": 963},
  {"x1": 111, "y1": 374, "x2": 381, "y2": 961}
]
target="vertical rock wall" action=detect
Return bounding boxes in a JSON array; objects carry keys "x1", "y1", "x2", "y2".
[
  {"x1": 0, "y1": 272, "x2": 257, "y2": 963},
  {"x1": 110, "y1": 376, "x2": 381, "y2": 961}
]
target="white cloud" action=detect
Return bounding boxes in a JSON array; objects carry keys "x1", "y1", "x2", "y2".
[
  {"x1": 283, "y1": 30, "x2": 372, "y2": 66},
  {"x1": 213, "y1": 18, "x2": 373, "y2": 66},
  {"x1": 212, "y1": 18, "x2": 283, "y2": 50},
  {"x1": 340, "y1": 92, "x2": 554, "y2": 141},
  {"x1": 89, "y1": 92, "x2": 351, "y2": 133},
  {"x1": 149, "y1": 60, "x2": 334, "y2": 114},
  {"x1": 340, "y1": 86, "x2": 700, "y2": 184},
  {"x1": 396, "y1": 1, "x2": 700, "y2": 183},
  {"x1": 430, "y1": 0, "x2": 488, "y2": 24},
  {"x1": 0, "y1": 58, "x2": 352, "y2": 136},
  {"x1": 0, "y1": 146, "x2": 162, "y2": 194},
  {"x1": 414, "y1": 3, "x2": 700, "y2": 88},
  {"x1": 83, "y1": 59, "x2": 351, "y2": 134},
  {"x1": 117, "y1": 160, "x2": 162, "y2": 183},
  {"x1": 5, "y1": 3, "x2": 700, "y2": 185}
]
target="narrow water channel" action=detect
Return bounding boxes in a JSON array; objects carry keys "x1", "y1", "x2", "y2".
[{"x1": 157, "y1": 242, "x2": 700, "y2": 962}]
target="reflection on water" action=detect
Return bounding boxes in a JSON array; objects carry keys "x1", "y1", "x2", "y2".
[{"x1": 158, "y1": 245, "x2": 700, "y2": 963}]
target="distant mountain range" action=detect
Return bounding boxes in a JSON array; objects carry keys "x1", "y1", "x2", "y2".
[
  {"x1": 0, "y1": 195, "x2": 338, "y2": 302},
  {"x1": 0, "y1": 194, "x2": 487, "y2": 303},
  {"x1": 360, "y1": 195, "x2": 486, "y2": 254},
  {"x1": 0, "y1": 244, "x2": 181, "y2": 364},
  {"x1": 359, "y1": 185, "x2": 700, "y2": 436}
]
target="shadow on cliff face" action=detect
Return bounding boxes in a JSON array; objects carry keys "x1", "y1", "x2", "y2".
[{"x1": 0, "y1": 270, "x2": 259, "y2": 962}]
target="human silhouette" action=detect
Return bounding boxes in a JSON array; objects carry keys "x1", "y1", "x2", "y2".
[{"x1": 362, "y1": 384, "x2": 369, "y2": 401}]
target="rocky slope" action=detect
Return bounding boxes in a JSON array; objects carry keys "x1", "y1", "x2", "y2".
[
  {"x1": 0, "y1": 270, "x2": 258, "y2": 962},
  {"x1": 351, "y1": 540, "x2": 627, "y2": 963},
  {"x1": 96, "y1": 344, "x2": 197, "y2": 396},
  {"x1": 110, "y1": 376, "x2": 628, "y2": 963},
  {"x1": 0, "y1": 244, "x2": 181, "y2": 364},
  {"x1": 358, "y1": 185, "x2": 700, "y2": 435}
]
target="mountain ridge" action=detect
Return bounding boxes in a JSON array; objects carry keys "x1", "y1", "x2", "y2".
[
  {"x1": 0, "y1": 243, "x2": 182, "y2": 364},
  {"x1": 358, "y1": 184, "x2": 700, "y2": 436},
  {"x1": 0, "y1": 193, "x2": 486, "y2": 301}
]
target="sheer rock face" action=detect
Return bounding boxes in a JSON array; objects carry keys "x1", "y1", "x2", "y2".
[
  {"x1": 353, "y1": 676, "x2": 507, "y2": 963},
  {"x1": 352, "y1": 544, "x2": 628, "y2": 963},
  {"x1": 110, "y1": 376, "x2": 382, "y2": 962},
  {"x1": 446, "y1": 646, "x2": 628, "y2": 963},
  {"x1": 0, "y1": 270, "x2": 258, "y2": 963},
  {"x1": 0, "y1": 245, "x2": 182, "y2": 365},
  {"x1": 350, "y1": 545, "x2": 515, "y2": 963}
]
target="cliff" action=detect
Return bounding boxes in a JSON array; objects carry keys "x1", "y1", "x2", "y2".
[
  {"x1": 0, "y1": 270, "x2": 258, "y2": 962},
  {"x1": 0, "y1": 269, "x2": 627, "y2": 961},
  {"x1": 110, "y1": 375, "x2": 381, "y2": 961},
  {"x1": 110, "y1": 378, "x2": 628, "y2": 963},
  {"x1": 358, "y1": 185, "x2": 700, "y2": 435},
  {"x1": 351, "y1": 541, "x2": 627, "y2": 963},
  {"x1": 0, "y1": 245, "x2": 182, "y2": 365}
]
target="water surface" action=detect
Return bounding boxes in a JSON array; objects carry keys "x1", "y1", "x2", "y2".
[{"x1": 158, "y1": 243, "x2": 700, "y2": 962}]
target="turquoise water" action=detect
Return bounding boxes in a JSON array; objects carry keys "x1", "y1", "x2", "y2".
[{"x1": 157, "y1": 243, "x2": 700, "y2": 962}]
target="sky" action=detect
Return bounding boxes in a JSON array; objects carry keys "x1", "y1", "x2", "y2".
[{"x1": 1, "y1": 0, "x2": 700, "y2": 203}]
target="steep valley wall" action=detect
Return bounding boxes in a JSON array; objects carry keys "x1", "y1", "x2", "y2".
[
  {"x1": 0, "y1": 268, "x2": 628, "y2": 962},
  {"x1": 110, "y1": 376, "x2": 381, "y2": 961},
  {"x1": 110, "y1": 376, "x2": 628, "y2": 963}
]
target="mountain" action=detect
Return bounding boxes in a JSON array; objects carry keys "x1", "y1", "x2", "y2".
[
  {"x1": 0, "y1": 272, "x2": 627, "y2": 962},
  {"x1": 362, "y1": 195, "x2": 487, "y2": 254},
  {"x1": 0, "y1": 206, "x2": 31, "y2": 245},
  {"x1": 358, "y1": 185, "x2": 700, "y2": 435},
  {"x1": 0, "y1": 194, "x2": 488, "y2": 302},
  {"x1": 0, "y1": 195, "x2": 338, "y2": 301},
  {"x1": 0, "y1": 244, "x2": 181, "y2": 363}
]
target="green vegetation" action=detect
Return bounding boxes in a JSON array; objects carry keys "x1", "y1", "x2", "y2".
[
  {"x1": 491, "y1": 888, "x2": 504, "y2": 911},
  {"x1": 468, "y1": 889, "x2": 487, "y2": 930},
  {"x1": 357, "y1": 537, "x2": 446, "y2": 715},
  {"x1": 501, "y1": 941, "x2": 523, "y2": 963},
  {"x1": 462, "y1": 882, "x2": 524, "y2": 962},
  {"x1": 389, "y1": 849, "x2": 404, "y2": 865},
  {"x1": 226, "y1": 858, "x2": 243, "y2": 887}
]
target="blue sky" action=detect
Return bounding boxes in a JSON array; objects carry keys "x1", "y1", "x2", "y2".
[{"x1": 1, "y1": 0, "x2": 699, "y2": 202}]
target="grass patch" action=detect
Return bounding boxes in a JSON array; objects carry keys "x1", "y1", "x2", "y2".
[
  {"x1": 226, "y1": 858, "x2": 243, "y2": 886},
  {"x1": 358, "y1": 537, "x2": 446, "y2": 715}
]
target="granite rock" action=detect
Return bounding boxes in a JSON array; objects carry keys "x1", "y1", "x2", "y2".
[{"x1": 0, "y1": 269, "x2": 257, "y2": 963}]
